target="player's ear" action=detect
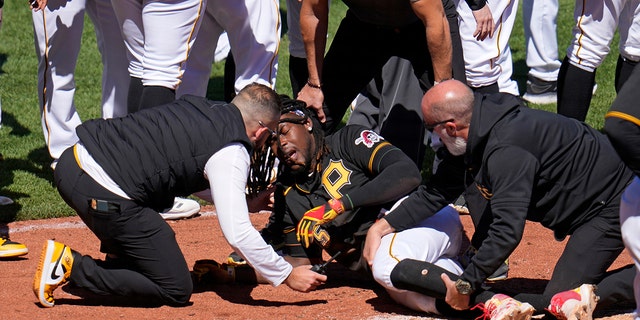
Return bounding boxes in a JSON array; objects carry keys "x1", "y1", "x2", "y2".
[{"x1": 304, "y1": 118, "x2": 313, "y2": 132}]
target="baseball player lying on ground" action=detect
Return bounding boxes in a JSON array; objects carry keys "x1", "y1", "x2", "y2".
[{"x1": 192, "y1": 97, "x2": 489, "y2": 317}]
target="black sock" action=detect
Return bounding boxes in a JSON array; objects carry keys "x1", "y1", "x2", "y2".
[
  {"x1": 615, "y1": 55, "x2": 638, "y2": 93},
  {"x1": 140, "y1": 86, "x2": 175, "y2": 110},
  {"x1": 224, "y1": 54, "x2": 236, "y2": 102},
  {"x1": 557, "y1": 56, "x2": 596, "y2": 121},
  {"x1": 127, "y1": 77, "x2": 144, "y2": 114},
  {"x1": 472, "y1": 82, "x2": 499, "y2": 94},
  {"x1": 289, "y1": 56, "x2": 309, "y2": 97}
]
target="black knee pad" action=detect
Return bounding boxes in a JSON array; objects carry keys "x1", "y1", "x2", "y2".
[{"x1": 389, "y1": 259, "x2": 459, "y2": 299}]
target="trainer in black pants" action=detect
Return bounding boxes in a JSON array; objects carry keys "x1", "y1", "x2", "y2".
[
  {"x1": 465, "y1": 191, "x2": 636, "y2": 313},
  {"x1": 54, "y1": 146, "x2": 192, "y2": 305},
  {"x1": 507, "y1": 201, "x2": 635, "y2": 312},
  {"x1": 318, "y1": 0, "x2": 466, "y2": 134}
]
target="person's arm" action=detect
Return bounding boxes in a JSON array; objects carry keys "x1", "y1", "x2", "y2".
[
  {"x1": 339, "y1": 129, "x2": 422, "y2": 210},
  {"x1": 383, "y1": 149, "x2": 466, "y2": 232},
  {"x1": 205, "y1": 144, "x2": 326, "y2": 291},
  {"x1": 410, "y1": 0, "x2": 452, "y2": 83},
  {"x1": 453, "y1": 147, "x2": 536, "y2": 307},
  {"x1": 297, "y1": 0, "x2": 329, "y2": 122}
]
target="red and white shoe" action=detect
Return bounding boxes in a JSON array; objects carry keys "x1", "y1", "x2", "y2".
[
  {"x1": 547, "y1": 284, "x2": 599, "y2": 320},
  {"x1": 475, "y1": 293, "x2": 535, "y2": 320}
]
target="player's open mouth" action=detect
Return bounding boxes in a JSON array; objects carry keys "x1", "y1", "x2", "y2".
[{"x1": 283, "y1": 149, "x2": 297, "y2": 164}]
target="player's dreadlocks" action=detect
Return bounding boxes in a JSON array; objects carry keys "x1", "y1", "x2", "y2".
[
  {"x1": 247, "y1": 136, "x2": 277, "y2": 197},
  {"x1": 247, "y1": 95, "x2": 328, "y2": 197}
]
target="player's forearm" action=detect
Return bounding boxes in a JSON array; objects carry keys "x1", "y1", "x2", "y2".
[
  {"x1": 300, "y1": 0, "x2": 329, "y2": 84},
  {"x1": 426, "y1": 18, "x2": 453, "y2": 82},
  {"x1": 345, "y1": 152, "x2": 422, "y2": 210},
  {"x1": 411, "y1": 0, "x2": 453, "y2": 82}
]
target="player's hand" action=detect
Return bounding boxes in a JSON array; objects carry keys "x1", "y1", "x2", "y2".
[
  {"x1": 297, "y1": 84, "x2": 326, "y2": 123},
  {"x1": 441, "y1": 273, "x2": 471, "y2": 310},
  {"x1": 296, "y1": 202, "x2": 341, "y2": 248},
  {"x1": 284, "y1": 265, "x2": 327, "y2": 292},
  {"x1": 363, "y1": 218, "x2": 395, "y2": 266},
  {"x1": 471, "y1": 6, "x2": 494, "y2": 41},
  {"x1": 29, "y1": 0, "x2": 47, "y2": 11}
]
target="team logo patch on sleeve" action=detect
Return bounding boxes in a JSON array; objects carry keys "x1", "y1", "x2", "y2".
[{"x1": 354, "y1": 130, "x2": 383, "y2": 148}]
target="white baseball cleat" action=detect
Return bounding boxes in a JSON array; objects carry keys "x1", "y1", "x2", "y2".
[{"x1": 159, "y1": 197, "x2": 201, "y2": 220}]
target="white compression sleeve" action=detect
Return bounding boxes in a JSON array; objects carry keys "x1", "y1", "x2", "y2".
[{"x1": 204, "y1": 143, "x2": 292, "y2": 285}]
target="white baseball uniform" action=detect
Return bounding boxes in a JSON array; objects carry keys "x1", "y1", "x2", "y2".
[
  {"x1": 32, "y1": 0, "x2": 129, "y2": 164},
  {"x1": 454, "y1": 0, "x2": 520, "y2": 95},
  {"x1": 214, "y1": 32, "x2": 231, "y2": 63},
  {"x1": 566, "y1": 0, "x2": 640, "y2": 73},
  {"x1": 523, "y1": 0, "x2": 561, "y2": 82},
  {"x1": 177, "y1": 0, "x2": 281, "y2": 97},
  {"x1": 111, "y1": 0, "x2": 205, "y2": 90},
  {"x1": 372, "y1": 202, "x2": 464, "y2": 314}
]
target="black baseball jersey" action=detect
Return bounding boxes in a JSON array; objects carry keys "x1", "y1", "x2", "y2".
[{"x1": 273, "y1": 125, "x2": 421, "y2": 270}]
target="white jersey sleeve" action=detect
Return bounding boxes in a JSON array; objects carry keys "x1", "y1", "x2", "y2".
[{"x1": 204, "y1": 143, "x2": 292, "y2": 286}]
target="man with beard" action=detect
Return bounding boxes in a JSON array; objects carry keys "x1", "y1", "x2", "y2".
[{"x1": 364, "y1": 79, "x2": 636, "y2": 319}]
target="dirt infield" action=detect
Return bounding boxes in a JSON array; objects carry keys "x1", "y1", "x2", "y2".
[{"x1": 1, "y1": 207, "x2": 635, "y2": 320}]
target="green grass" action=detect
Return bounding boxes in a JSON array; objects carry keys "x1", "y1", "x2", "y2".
[{"x1": 0, "y1": 0, "x2": 619, "y2": 222}]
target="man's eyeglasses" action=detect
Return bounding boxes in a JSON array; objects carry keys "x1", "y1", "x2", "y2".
[
  {"x1": 258, "y1": 121, "x2": 278, "y2": 138},
  {"x1": 424, "y1": 118, "x2": 454, "y2": 131}
]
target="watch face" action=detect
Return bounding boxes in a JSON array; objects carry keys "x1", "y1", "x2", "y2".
[{"x1": 455, "y1": 279, "x2": 472, "y2": 294}]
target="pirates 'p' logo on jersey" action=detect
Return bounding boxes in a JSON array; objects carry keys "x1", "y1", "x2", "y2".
[
  {"x1": 322, "y1": 159, "x2": 353, "y2": 199},
  {"x1": 355, "y1": 130, "x2": 383, "y2": 148}
]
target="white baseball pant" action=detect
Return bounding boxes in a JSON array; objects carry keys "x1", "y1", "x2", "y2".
[
  {"x1": 177, "y1": 0, "x2": 281, "y2": 97},
  {"x1": 567, "y1": 0, "x2": 640, "y2": 72},
  {"x1": 523, "y1": 0, "x2": 561, "y2": 81},
  {"x1": 454, "y1": 0, "x2": 520, "y2": 95},
  {"x1": 111, "y1": 0, "x2": 205, "y2": 90},
  {"x1": 33, "y1": 0, "x2": 129, "y2": 163},
  {"x1": 372, "y1": 202, "x2": 464, "y2": 314}
]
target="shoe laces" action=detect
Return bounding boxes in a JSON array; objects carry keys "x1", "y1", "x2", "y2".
[
  {"x1": 472, "y1": 295, "x2": 521, "y2": 320},
  {"x1": 471, "y1": 302, "x2": 492, "y2": 320}
]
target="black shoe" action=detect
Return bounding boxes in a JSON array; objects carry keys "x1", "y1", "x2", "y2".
[{"x1": 522, "y1": 74, "x2": 557, "y2": 105}]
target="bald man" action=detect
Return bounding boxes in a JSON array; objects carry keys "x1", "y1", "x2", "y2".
[{"x1": 364, "y1": 80, "x2": 636, "y2": 319}]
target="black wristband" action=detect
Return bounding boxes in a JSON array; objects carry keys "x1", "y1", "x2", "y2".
[{"x1": 306, "y1": 81, "x2": 322, "y2": 89}]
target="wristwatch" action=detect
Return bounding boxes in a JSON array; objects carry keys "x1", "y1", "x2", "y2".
[{"x1": 455, "y1": 279, "x2": 473, "y2": 295}]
